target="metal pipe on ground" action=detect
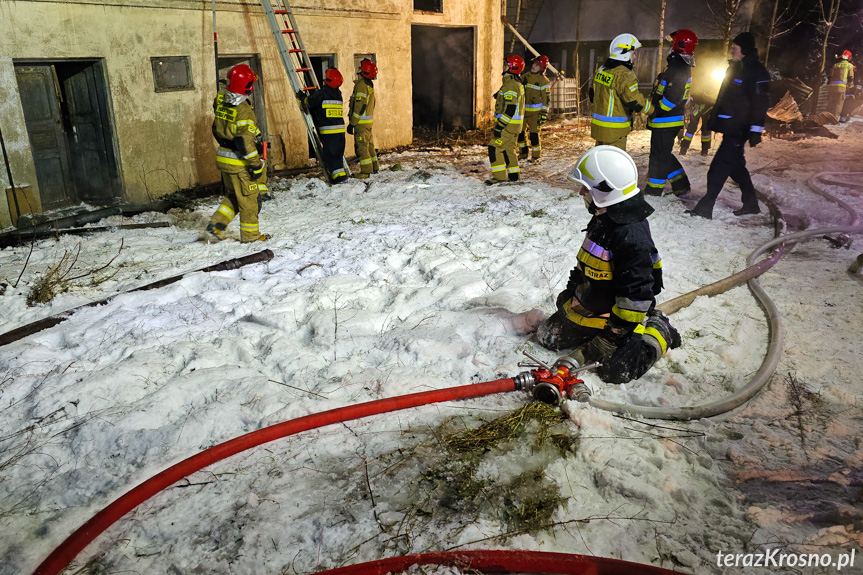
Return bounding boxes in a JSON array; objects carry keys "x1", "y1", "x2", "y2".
[{"x1": 0, "y1": 249, "x2": 274, "y2": 347}]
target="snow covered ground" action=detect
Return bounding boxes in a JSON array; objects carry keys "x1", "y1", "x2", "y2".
[{"x1": 1, "y1": 118, "x2": 862, "y2": 575}]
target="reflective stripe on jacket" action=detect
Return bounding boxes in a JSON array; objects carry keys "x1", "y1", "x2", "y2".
[
  {"x1": 590, "y1": 60, "x2": 651, "y2": 142},
  {"x1": 212, "y1": 89, "x2": 263, "y2": 168},
  {"x1": 349, "y1": 77, "x2": 375, "y2": 127},
  {"x1": 648, "y1": 54, "x2": 691, "y2": 130},
  {"x1": 565, "y1": 213, "x2": 662, "y2": 331},
  {"x1": 494, "y1": 73, "x2": 525, "y2": 134},
  {"x1": 522, "y1": 71, "x2": 550, "y2": 113}
]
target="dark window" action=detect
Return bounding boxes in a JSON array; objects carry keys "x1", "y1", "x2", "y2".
[
  {"x1": 151, "y1": 56, "x2": 194, "y2": 92},
  {"x1": 414, "y1": 0, "x2": 442, "y2": 12}
]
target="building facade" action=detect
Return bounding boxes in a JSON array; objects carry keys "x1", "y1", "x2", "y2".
[{"x1": 0, "y1": 0, "x2": 503, "y2": 228}]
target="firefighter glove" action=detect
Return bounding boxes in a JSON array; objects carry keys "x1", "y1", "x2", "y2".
[
  {"x1": 539, "y1": 113, "x2": 547, "y2": 125},
  {"x1": 249, "y1": 161, "x2": 265, "y2": 181},
  {"x1": 493, "y1": 127, "x2": 502, "y2": 139},
  {"x1": 596, "y1": 335, "x2": 652, "y2": 384},
  {"x1": 555, "y1": 288, "x2": 573, "y2": 310},
  {"x1": 748, "y1": 131, "x2": 762, "y2": 148},
  {"x1": 295, "y1": 90, "x2": 306, "y2": 102},
  {"x1": 347, "y1": 124, "x2": 355, "y2": 135}
]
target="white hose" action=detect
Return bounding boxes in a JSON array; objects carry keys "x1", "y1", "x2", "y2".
[{"x1": 587, "y1": 172, "x2": 863, "y2": 420}]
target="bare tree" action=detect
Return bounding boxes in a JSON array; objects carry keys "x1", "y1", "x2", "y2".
[
  {"x1": 764, "y1": 0, "x2": 808, "y2": 66},
  {"x1": 810, "y1": 0, "x2": 842, "y2": 110},
  {"x1": 704, "y1": 0, "x2": 748, "y2": 55},
  {"x1": 508, "y1": 0, "x2": 523, "y2": 54}
]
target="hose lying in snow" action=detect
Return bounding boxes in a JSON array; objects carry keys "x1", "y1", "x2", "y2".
[
  {"x1": 310, "y1": 549, "x2": 686, "y2": 575},
  {"x1": 589, "y1": 171, "x2": 863, "y2": 420},
  {"x1": 0, "y1": 249, "x2": 274, "y2": 347},
  {"x1": 32, "y1": 379, "x2": 517, "y2": 575}
]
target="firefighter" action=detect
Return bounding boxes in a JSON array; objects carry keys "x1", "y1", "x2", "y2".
[
  {"x1": 347, "y1": 59, "x2": 378, "y2": 178},
  {"x1": 488, "y1": 54, "x2": 526, "y2": 184},
  {"x1": 645, "y1": 29, "x2": 696, "y2": 197},
  {"x1": 589, "y1": 33, "x2": 652, "y2": 150},
  {"x1": 679, "y1": 91, "x2": 715, "y2": 155},
  {"x1": 201, "y1": 64, "x2": 268, "y2": 243},
  {"x1": 304, "y1": 68, "x2": 348, "y2": 184},
  {"x1": 687, "y1": 32, "x2": 770, "y2": 219},
  {"x1": 518, "y1": 55, "x2": 551, "y2": 161},
  {"x1": 839, "y1": 71, "x2": 863, "y2": 123},
  {"x1": 536, "y1": 146, "x2": 680, "y2": 384},
  {"x1": 827, "y1": 50, "x2": 854, "y2": 119}
]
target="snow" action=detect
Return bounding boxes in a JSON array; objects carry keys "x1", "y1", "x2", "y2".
[{"x1": 1, "y1": 119, "x2": 863, "y2": 575}]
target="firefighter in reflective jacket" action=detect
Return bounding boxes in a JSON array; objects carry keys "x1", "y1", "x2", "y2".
[
  {"x1": 536, "y1": 146, "x2": 680, "y2": 384},
  {"x1": 679, "y1": 91, "x2": 715, "y2": 155},
  {"x1": 519, "y1": 55, "x2": 551, "y2": 160},
  {"x1": 488, "y1": 54, "x2": 526, "y2": 184},
  {"x1": 645, "y1": 29, "x2": 696, "y2": 197},
  {"x1": 347, "y1": 59, "x2": 378, "y2": 178},
  {"x1": 828, "y1": 50, "x2": 854, "y2": 119},
  {"x1": 589, "y1": 33, "x2": 652, "y2": 150},
  {"x1": 304, "y1": 68, "x2": 348, "y2": 184},
  {"x1": 202, "y1": 64, "x2": 268, "y2": 243}
]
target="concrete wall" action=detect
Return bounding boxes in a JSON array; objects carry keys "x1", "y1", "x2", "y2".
[{"x1": 0, "y1": 0, "x2": 501, "y2": 229}]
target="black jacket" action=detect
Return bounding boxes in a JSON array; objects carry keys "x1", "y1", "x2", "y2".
[
  {"x1": 648, "y1": 53, "x2": 691, "y2": 130},
  {"x1": 307, "y1": 85, "x2": 345, "y2": 129},
  {"x1": 707, "y1": 53, "x2": 770, "y2": 137},
  {"x1": 567, "y1": 197, "x2": 663, "y2": 333}
]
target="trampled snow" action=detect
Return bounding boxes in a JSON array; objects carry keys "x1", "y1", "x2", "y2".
[{"x1": 1, "y1": 120, "x2": 862, "y2": 574}]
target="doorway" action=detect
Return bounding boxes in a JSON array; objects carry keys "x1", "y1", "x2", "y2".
[
  {"x1": 411, "y1": 26, "x2": 474, "y2": 130},
  {"x1": 14, "y1": 60, "x2": 121, "y2": 211}
]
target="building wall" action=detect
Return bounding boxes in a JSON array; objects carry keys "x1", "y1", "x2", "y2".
[{"x1": 0, "y1": 0, "x2": 501, "y2": 229}]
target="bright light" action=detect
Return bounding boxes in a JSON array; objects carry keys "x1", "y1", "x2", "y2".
[{"x1": 712, "y1": 67, "x2": 727, "y2": 82}]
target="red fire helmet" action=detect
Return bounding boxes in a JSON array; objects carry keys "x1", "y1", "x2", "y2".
[
  {"x1": 323, "y1": 68, "x2": 343, "y2": 89},
  {"x1": 360, "y1": 59, "x2": 378, "y2": 79},
  {"x1": 227, "y1": 64, "x2": 257, "y2": 95},
  {"x1": 536, "y1": 55, "x2": 550, "y2": 72},
  {"x1": 505, "y1": 54, "x2": 526, "y2": 75},
  {"x1": 842, "y1": 50, "x2": 852, "y2": 60},
  {"x1": 669, "y1": 29, "x2": 698, "y2": 56}
]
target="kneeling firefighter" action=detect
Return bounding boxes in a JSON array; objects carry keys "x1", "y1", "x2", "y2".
[{"x1": 536, "y1": 146, "x2": 681, "y2": 384}]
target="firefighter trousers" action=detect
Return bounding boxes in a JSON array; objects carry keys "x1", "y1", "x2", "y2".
[
  {"x1": 680, "y1": 111, "x2": 712, "y2": 154},
  {"x1": 518, "y1": 113, "x2": 543, "y2": 159},
  {"x1": 209, "y1": 164, "x2": 266, "y2": 242},
  {"x1": 827, "y1": 86, "x2": 846, "y2": 118},
  {"x1": 321, "y1": 132, "x2": 347, "y2": 182},
  {"x1": 691, "y1": 133, "x2": 758, "y2": 216},
  {"x1": 353, "y1": 125, "x2": 378, "y2": 175},
  {"x1": 594, "y1": 134, "x2": 628, "y2": 150},
  {"x1": 536, "y1": 309, "x2": 664, "y2": 384},
  {"x1": 646, "y1": 129, "x2": 690, "y2": 195},
  {"x1": 489, "y1": 130, "x2": 520, "y2": 182}
]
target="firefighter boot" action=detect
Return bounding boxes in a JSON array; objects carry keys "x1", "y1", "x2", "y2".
[
  {"x1": 199, "y1": 222, "x2": 226, "y2": 243},
  {"x1": 679, "y1": 139, "x2": 690, "y2": 156},
  {"x1": 643, "y1": 310, "x2": 681, "y2": 360}
]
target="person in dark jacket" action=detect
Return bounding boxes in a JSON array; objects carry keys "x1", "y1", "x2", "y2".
[
  {"x1": 687, "y1": 32, "x2": 770, "y2": 219},
  {"x1": 536, "y1": 146, "x2": 680, "y2": 384},
  {"x1": 304, "y1": 68, "x2": 348, "y2": 184},
  {"x1": 644, "y1": 29, "x2": 697, "y2": 197}
]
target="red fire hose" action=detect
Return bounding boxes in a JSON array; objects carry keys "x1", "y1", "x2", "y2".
[
  {"x1": 311, "y1": 549, "x2": 686, "y2": 575},
  {"x1": 33, "y1": 379, "x2": 516, "y2": 575}
]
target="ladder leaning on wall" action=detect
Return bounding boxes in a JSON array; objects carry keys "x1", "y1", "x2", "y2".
[{"x1": 259, "y1": 0, "x2": 351, "y2": 183}]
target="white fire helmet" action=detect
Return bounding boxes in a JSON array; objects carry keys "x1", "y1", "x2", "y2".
[
  {"x1": 609, "y1": 34, "x2": 641, "y2": 62},
  {"x1": 567, "y1": 146, "x2": 640, "y2": 208}
]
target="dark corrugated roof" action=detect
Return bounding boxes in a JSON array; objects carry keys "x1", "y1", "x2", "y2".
[{"x1": 528, "y1": 0, "x2": 755, "y2": 44}]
